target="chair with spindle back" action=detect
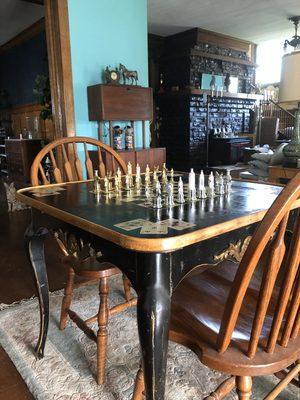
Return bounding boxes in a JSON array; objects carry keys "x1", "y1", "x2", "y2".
[
  {"x1": 132, "y1": 172, "x2": 300, "y2": 400},
  {"x1": 31, "y1": 136, "x2": 137, "y2": 385}
]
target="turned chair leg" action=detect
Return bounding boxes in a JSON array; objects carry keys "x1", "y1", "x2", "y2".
[
  {"x1": 132, "y1": 365, "x2": 145, "y2": 400},
  {"x1": 123, "y1": 274, "x2": 133, "y2": 302},
  {"x1": 97, "y1": 277, "x2": 109, "y2": 384},
  {"x1": 236, "y1": 376, "x2": 252, "y2": 400},
  {"x1": 204, "y1": 376, "x2": 236, "y2": 400},
  {"x1": 59, "y1": 266, "x2": 75, "y2": 330}
]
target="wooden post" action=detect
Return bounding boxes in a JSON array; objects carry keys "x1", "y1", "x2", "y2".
[
  {"x1": 109, "y1": 121, "x2": 113, "y2": 148},
  {"x1": 142, "y1": 121, "x2": 146, "y2": 149},
  {"x1": 131, "y1": 120, "x2": 135, "y2": 149},
  {"x1": 98, "y1": 121, "x2": 103, "y2": 142}
]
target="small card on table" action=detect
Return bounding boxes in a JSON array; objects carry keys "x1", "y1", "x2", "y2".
[
  {"x1": 140, "y1": 222, "x2": 168, "y2": 235},
  {"x1": 114, "y1": 218, "x2": 147, "y2": 231}
]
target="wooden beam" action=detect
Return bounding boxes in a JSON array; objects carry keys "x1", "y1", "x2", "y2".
[
  {"x1": 44, "y1": 0, "x2": 76, "y2": 138},
  {"x1": 22, "y1": 0, "x2": 44, "y2": 5},
  {"x1": 0, "y1": 18, "x2": 45, "y2": 54}
]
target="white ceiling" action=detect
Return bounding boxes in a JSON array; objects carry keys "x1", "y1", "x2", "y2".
[
  {"x1": 148, "y1": 0, "x2": 300, "y2": 43},
  {"x1": 0, "y1": 0, "x2": 44, "y2": 46},
  {"x1": 1, "y1": 0, "x2": 299, "y2": 47}
]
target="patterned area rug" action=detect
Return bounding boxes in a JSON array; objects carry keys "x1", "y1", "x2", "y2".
[{"x1": 0, "y1": 277, "x2": 298, "y2": 400}]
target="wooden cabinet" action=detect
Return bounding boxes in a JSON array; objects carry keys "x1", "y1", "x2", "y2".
[
  {"x1": 87, "y1": 84, "x2": 153, "y2": 148},
  {"x1": 87, "y1": 84, "x2": 153, "y2": 121},
  {"x1": 5, "y1": 139, "x2": 45, "y2": 186},
  {"x1": 209, "y1": 137, "x2": 252, "y2": 166},
  {"x1": 89, "y1": 147, "x2": 166, "y2": 173}
]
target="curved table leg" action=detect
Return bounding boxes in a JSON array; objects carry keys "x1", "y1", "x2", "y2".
[
  {"x1": 136, "y1": 252, "x2": 172, "y2": 400},
  {"x1": 25, "y1": 226, "x2": 49, "y2": 359}
]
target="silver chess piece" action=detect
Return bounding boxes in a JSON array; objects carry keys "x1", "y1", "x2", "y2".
[
  {"x1": 125, "y1": 174, "x2": 131, "y2": 191},
  {"x1": 170, "y1": 168, "x2": 174, "y2": 183},
  {"x1": 162, "y1": 163, "x2": 168, "y2": 185},
  {"x1": 188, "y1": 168, "x2": 197, "y2": 201},
  {"x1": 207, "y1": 172, "x2": 215, "y2": 197},
  {"x1": 114, "y1": 173, "x2": 120, "y2": 192},
  {"x1": 165, "y1": 181, "x2": 175, "y2": 207},
  {"x1": 104, "y1": 175, "x2": 109, "y2": 194},
  {"x1": 224, "y1": 169, "x2": 232, "y2": 194},
  {"x1": 198, "y1": 170, "x2": 207, "y2": 199},
  {"x1": 154, "y1": 179, "x2": 161, "y2": 196},
  {"x1": 117, "y1": 167, "x2": 122, "y2": 186},
  {"x1": 177, "y1": 176, "x2": 185, "y2": 204},
  {"x1": 219, "y1": 174, "x2": 225, "y2": 195},
  {"x1": 93, "y1": 170, "x2": 101, "y2": 194},
  {"x1": 145, "y1": 185, "x2": 151, "y2": 203}
]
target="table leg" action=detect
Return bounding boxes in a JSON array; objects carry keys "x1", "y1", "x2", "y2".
[
  {"x1": 136, "y1": 252, "x2": 172, "y2": 400},
  {"x1": 25, "y1": 225, "x2": 49, "y2": 359}
]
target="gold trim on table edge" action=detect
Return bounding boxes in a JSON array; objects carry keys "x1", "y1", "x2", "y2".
[{"x1": 16, "y1": 183, "x2": 300, "y2": 253}]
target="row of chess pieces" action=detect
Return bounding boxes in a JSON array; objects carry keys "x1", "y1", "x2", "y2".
[
  {"x1": 92, "y1": 162, "x2": 232, "y2": 209},
  {"x1": 150, "y1": 167, "x2": 232, "y2": 209}
]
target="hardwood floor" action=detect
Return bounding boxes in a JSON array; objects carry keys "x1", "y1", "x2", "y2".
[{"x1": 0, "y1": 180, "x2": 65, "y2": 399}]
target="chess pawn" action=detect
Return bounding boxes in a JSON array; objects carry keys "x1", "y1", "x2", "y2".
[
  {"x1": 166, "y1": 181, "x2": 175, "y2": 206},
  {"x1": 198, "y1": 187, "x2": 207, "y2": 199},
  {"x1": 170, "y1": 168, "x2": 174, "y2": 183},
  {"x1": 162, "y1": 163, "x2": 168, "y2": 184},
  {"x1": 117, "y1": 167, "x2": 122, "y2": 186},
  {"x1": 198, "y1": 170, "x2": 205, "y2": 198},
  {"x1": 93, "y1": 170, "x2": 101, "y2": 194},
  {"x1": 177, "y1": 176, "x2": 185, "y2": 204},
  {"x1": 224, "y1": 170, "x2": 232, "y2": 194},
  {"x1": 125, "y1": 174, "x2": 131, "y2": 191},
  {"x1": 188, "y1": 168, "x2": 197, "y2": 201},
  {"x1": 207, "y1": 172, "x2": 215, "y2": 197},
  {"x1": 145, "y1": 185, "x2": 151, "y2": 203},
  {"x1": 104, "y1": 176, "x2": 109, "y2": 194},
  {"x1": 114, "y1": 174, "x2": 120, "y2": 192},
  {"x1": 154, "y1": 179, "x2": 161, "y2": 196},
  {"x1": 136, "y1": 163, "x2": 141, "y2": 179},
  {"x1": 135, "y1": 174, "x2": 141, "y2": 189},
  {"x1": 152, "y1": 193, "x2": 162, "y2": 209},
  {"x1": 127, "y1": 161, "x2": 132, "y2": 177},
  {"x1": 219, "y1": 174, "x2": 225, "y2": 195}
]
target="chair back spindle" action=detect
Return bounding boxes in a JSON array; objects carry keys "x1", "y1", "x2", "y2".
[
  {"x1": 31, "y1": 136, "x2": 127, "y2": 186},
  {"x1": 217, "y1": 173, "x2": 300, "y2": 359}
]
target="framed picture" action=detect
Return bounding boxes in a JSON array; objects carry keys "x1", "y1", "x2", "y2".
[{"x1": 201, "y1": 73, "x2": 224, "y2": 90}]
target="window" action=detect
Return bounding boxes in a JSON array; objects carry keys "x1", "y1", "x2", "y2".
[{"x1": 256, "y1": 38, "x2": 285, "y2": 85}]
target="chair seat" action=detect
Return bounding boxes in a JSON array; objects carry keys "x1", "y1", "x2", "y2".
[
  {"x1": 170, "y1": 260, "x2": 300, "y2": 376},
  {"x1": 62, "y1": 255, "x2": 120, "y2": 278}
]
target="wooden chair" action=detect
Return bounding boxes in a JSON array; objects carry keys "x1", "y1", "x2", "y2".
[
  {"x1": 31, "y1": 136, "x2": 137, "y2": 384},
  {"x1": 133, "y1": 172, "x2": 300, "y2": 400}
]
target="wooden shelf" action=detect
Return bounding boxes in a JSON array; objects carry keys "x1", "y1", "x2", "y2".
[
  {"x1": 158, "y1": 88, "x2": 263, "y2": 101},
  {"x1": 190, "y1": 49, "x2": 257, "y2": 67}
]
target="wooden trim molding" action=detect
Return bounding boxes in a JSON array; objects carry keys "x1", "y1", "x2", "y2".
[
  {"x1": 0, "y1": 18, "x2": 45, "y2": 54},
  {"x1": 44, "y1": 0, "x2": 76, "y2": 138}
]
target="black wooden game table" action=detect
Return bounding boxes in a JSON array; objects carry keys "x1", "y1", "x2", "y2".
[{"x1": 17, "y1": 174, "x2": 288, "y2": 400}]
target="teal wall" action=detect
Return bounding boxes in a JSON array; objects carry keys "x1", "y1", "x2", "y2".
[{"x1": 68, "y1": 0, "x2": 149, "y2": 147}]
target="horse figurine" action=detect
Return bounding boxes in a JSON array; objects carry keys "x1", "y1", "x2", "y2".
[{"x1": 119, "y1": 64, "x2": 139, "y2": 85}]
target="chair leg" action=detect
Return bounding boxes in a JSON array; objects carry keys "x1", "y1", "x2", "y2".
[
  {"x1": 59, "y1": 266, "x2": 75, "y2": 330},
  {"x1": 97, "y1": 277, "x2": 109, "y2": 385},
  {"x1": 132, "y1": 366, "x2": 145, "y2": 400},
  {"x1": 236, "y1": 376, "x2": 252, "y2": 400},
  {"x1": 123, "y1": 274, "x2": 133, "y2": 302},
  {"x1": 204, "y1": 376, "x2": 236, "y2": 400}
]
